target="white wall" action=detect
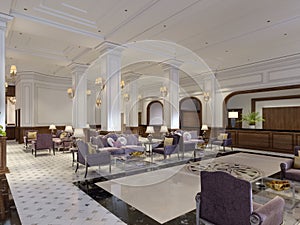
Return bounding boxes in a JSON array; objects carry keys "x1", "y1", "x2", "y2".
[
  {"x1": 16, "y1": 72, "x2": 72, "y2": 127},
  {"x1": 227, "y1": 88, "x2": 300, "y2": 128},
  {"x1": 215, "y1": 54, "x2": 300, "y2": 128}
]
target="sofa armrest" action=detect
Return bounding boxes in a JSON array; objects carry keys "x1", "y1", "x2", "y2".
[
  {"x1": 280, "y1": 159, "x2": 294, "y2": 179},
  {"x1": 252, "y1": 196, "x2": 285, "y2": 225}
]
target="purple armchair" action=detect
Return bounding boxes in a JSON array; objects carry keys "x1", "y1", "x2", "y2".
[
  {"x1": 31, "y1": 133, "x2": 54, "y2": 157},
  {"x1": 152, "y1": 134, "x2": 181, "y2": 159},
  {"x1": 196, "y1": 171, "x2": 285, "y2": 225},
  {"x1": 211, "y1": 132, "x2": 233, "y2": 151},
  {"x1": 280, "y1": 146, "x2": 300, "y2": 182},
  {"x1": 75, "y1": 140, "x2": 111, "y2": 178},
  {"x1": 24, "y1": 130, "x2": 38, "y2": 150}
]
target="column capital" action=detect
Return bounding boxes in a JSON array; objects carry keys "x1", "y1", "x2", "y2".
[
  {"x1": 161, "y1": 59, "x2": 183, "y2": 71},
  {"x1": 0, "y1": 13, "x2": 13, "y2": 30},
  {"x1": 68, "y1": 63, "x2": 89, "y2": 75},
  {"x1": 95, "y1": 41, "x2": 124, "y2": 57}
]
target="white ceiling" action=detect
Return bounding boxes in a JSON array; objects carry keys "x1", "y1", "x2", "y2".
[{"x1": 3, "y1": 0, "x2": 300, "y2": 85}]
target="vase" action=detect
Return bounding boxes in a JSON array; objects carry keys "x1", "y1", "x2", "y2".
[{"x1": 249, "y1": 125, "x2": 256, "y2": 129}]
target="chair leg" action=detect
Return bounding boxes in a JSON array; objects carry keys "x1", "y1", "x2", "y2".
[
  {"x1": 109, "y1": 163, "x2": 111, "y2": 173},
  {"x1": 35, "y1": 150, "x2": 37, "y2": 157},
  {"x1": 84, "y1": 166, "x2": 88, "y2": 178},
  {"x1": 75, "y1": 162, "x2": 79, "y2": 173}
]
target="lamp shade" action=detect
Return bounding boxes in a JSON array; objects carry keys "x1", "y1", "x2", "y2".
[
  {"x1": 160, "y1": 125, "x2": 168, "y2": 133},
  {"x1": 73, "y1": 128, "x2": 85, "y2": 138},
  {"x1": 65, "y1": 125, "x2": 73, "y2": 133},
  {"x1": 86, "y1": 124, "x2": 90, "y2": 128},
  {"x1": 49, "y1": 124, "x2": 56, "y2": 130},
  {"x1": 201, "y1": 124, "x2": 208, "y2": 131},
  {"x1": 228, "y1": 111, "x2": 239, "y2": 118},
  {"x1": 145, "y1": 126, "x2": 154, "y2": 134}
]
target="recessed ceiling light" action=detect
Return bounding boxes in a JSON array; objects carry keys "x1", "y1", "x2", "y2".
[
  {"x1": 124, "y1": 9, "x2": 128, "y2": 12},
  {"x1": 225, "y1": 50, "x2": 229, "y2": 53},
  {"x1": 98, "y1": 30, "x2": 101, "y2": 33},
  {"x1": 284, "y1": 33, "x2": 287, "y2": 36},
  {"x1": 19, "y1": 32, "x2": 22, "y2": 35},
  {"x1": 267, "y1": 20, "x2": 271, "y2": 23},
  {"x1": 205, "y1": 42, "x2": 208, "y2": 45},
  {"x1": 163, "y1": 24, "x2": 167, "y2": 28},
  {"x1": 24, "y1": 8, "x2": 28, "y2": 11}
]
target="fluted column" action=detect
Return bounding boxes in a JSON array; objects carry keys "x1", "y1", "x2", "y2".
[
  {"x1": 97, "y1": 42, "x2": 122, "y2": 131},
  {"x1": 0, "y1": 13, "x2": 13, "y2": 130},
  {"x1": 162, "y1": 61, "x2": 181, "y2": 130},
  {"x1": 69, "y1": 63, "x2": 89, "y2": 128}
]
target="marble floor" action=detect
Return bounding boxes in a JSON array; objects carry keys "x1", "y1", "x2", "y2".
[{"x1": 3, "y1": 141, "x2": 300, "y2": 225}]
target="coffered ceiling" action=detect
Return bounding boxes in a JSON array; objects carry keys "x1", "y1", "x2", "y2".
[{"x1": 3, "y1": 0, "x2": 300, "y2": 87}]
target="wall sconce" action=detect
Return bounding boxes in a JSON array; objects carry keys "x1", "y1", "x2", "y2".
[
  {"x1": 86, "y1": 90, "x2": 91, "y2": 96},
  {"x1": 203, "y1": 92, "x2": 210, "y2": 102},
  {"x1": 120, "y1": 80, "x2": 125, "y2": 89},
  {"x1": 95, "y1": 77, "x2": 105, "y2": 90},
  {"x1": 138, "y1": 94, "x2": 142, "y2": 100},
  {"x1": 8, "y1": 97, "x2": 16, "y2": 105},
  {"x1": 10, "y1": 65, "x2": 17, "y2": 77},
  {"x1": 67, "y1": 88, "x2": 74, "y2": 98},
  {"x1": 160, "y1": 86, "x2": 168, "y2": 97},
  {"x1": 96, "y1": 97, "x2": 102, "y2": 108},
  {"x1": 123, "y1": 93, "x2": 130, "y2": 102}
]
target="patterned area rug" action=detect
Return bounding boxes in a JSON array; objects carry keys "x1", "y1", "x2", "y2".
[{"x1": 186, "y1": 161, "x2": 262, "y2": 182}]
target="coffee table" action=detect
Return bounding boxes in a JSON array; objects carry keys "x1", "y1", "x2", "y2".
[{"x1": 253, "y1": 177, "x2": 300, "y2": 210}]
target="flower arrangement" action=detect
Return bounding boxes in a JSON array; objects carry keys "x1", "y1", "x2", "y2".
[{"x1": 0, "y1": 125, "x2": 6, "y2": 137}]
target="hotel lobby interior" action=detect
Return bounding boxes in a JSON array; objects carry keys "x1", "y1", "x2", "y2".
[{"x1": 1, "y1": 0, "x2": 300, "y2": 225}]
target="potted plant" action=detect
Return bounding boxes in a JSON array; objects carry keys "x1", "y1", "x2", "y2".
[
  {"x1": 0, "y1": 125, "x2": 6, "y2": 136},
  {"x1": 240, "y1": 112, "x2": 265, "y2": 128}
]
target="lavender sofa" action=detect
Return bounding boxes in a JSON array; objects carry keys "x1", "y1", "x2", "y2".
[
  {"x1": 90, "y1": 133, "x2": 145, "y2": 156},
  {"x1": 280, "y1": 146, "x2": 300, "y2": 182},
  {"x1": 196, "y1": 171, "x2": 285, "y2": 225}
]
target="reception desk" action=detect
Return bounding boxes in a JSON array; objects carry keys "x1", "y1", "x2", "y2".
[{"x1": 226, "y1": 128, "x2": 300, "y2": 154}]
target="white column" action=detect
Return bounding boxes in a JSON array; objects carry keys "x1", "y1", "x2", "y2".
[
  {"x1": 98, "y1": 43, "x2": 122, "y2": 132},
  {"x1": 163, "y1": 61, "x2": 181, "y2": 130},
  {"x1": 128, "y1": 81, "x2": 138, "y2": 127},
  {"x1": 69, "y1": 63, "x2": 88, "y2": 128},
  {"x1": 0, "y1": 13, "x2": 13, "y2": 130}
]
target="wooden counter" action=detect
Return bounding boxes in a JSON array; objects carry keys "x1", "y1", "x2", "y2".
[{"x1": 226, "y1": 128, "x2": 300, "y2": 154}]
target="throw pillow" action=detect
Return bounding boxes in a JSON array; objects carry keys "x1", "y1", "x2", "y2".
[
  {"x1": 117, "y1": 136, "x2": 127, "y2": 146},
  {"x1": 126, "y1": 134, "x2": 138, "y2": 145},
  {"x1": 113, "y1": 140, "x2": 122, "y2": 148},
  {"x1": 87, "y1": 143, "x2": 97, "y2": 154},
  {"x1": 189, "y1": 130, "x2": 198, "y2": 139},
  {"x1": 164, "y1": 137, "x2": 173, "y2": 147},
  {"x1": 107, "y1": 137, "x2": 115, "y2": 147},
  {"x1": 59, "y1": 132, "x2": 67, "y2": 139},
  {"x1": 183, "y1": 132, "x2": 192, "y2": 141},
  {"x1": 217, "y1": 133, "x2": 228, "y2": 140},
  {"x1": 28, "y1": 131, "x2": 37, "y2": 139},
  {"x1": 294, "y1": 156, "x2": 300, "y2": 169}
]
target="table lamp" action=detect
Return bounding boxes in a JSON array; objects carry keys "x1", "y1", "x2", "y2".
[{"x1": 145, "y1": 126, "x2": 155, "y2": 142}]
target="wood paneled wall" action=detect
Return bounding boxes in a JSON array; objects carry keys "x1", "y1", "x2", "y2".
[
  {"x1": 227, "y1": 129, "x2": 300, "y2": 154},
  {"x1": 263, "y1": 106, "x2": 300, "y2": 130}
]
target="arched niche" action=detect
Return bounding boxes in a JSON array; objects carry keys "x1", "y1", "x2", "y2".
[
  {"x1": 179, "y1": 97, "x2": 202, "y2": 131},
  {"x1": 147, "y1": 101, "x2": 163, "y2": 125}
]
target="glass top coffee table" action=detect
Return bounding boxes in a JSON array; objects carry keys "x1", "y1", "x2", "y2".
[{"x1": 253, "y1": 177, "x2": 300, "y2": 210}]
